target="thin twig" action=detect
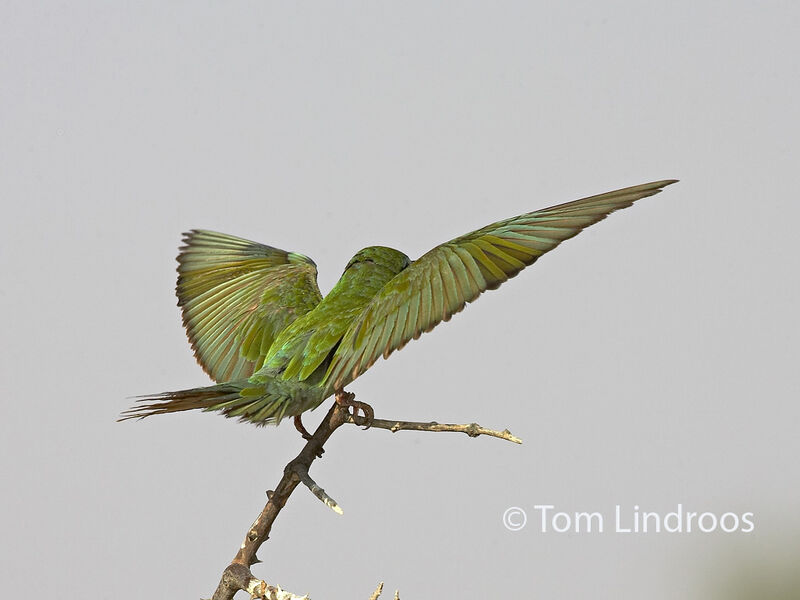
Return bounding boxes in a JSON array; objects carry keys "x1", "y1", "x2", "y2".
[
  {"x1": 294, "y1": 463, "x2": 343, "y2": 514},
  {"x1": 346, "y1": 414, "x2": 522, "y2": 444}
]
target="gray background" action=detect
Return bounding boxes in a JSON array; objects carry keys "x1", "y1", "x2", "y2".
[{"x1": 2, "y1": 2, "x2": 798, "y2": 598}]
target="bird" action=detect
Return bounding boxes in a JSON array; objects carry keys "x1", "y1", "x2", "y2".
[{"x1": 121, "y1": 179, "x2": 677, "y2": 437}]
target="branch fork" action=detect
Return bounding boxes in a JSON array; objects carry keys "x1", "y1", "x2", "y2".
[{"x1": 210, "y1": 397, "x2": 520, "y2": 599}]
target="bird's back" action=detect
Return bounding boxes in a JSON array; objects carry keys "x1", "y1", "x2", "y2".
[{"x1": 255, "y1": 246, "x2": 411, "y2": 386}]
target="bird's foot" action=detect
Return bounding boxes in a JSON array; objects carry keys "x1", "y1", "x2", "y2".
[
  {"x1": 294, "y1": 415, "x2": 313, "y2": 441},
  {"x1": 294, "y1": 415, "x2": 324, "y2": 457},
  {"x1": 335, "y1": 390, "x2": 374, "y2": 429}
]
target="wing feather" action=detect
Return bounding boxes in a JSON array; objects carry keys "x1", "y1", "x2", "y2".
[
  {"x1": 401, "y1": 288, "x2": 421, "y2": 347},
  {"x1": 177, "y1": 230, "x2": 322, "y2": 382},
  {"x1": 325, "y1": 180, "x2": 676, "y2": 391},
  {"x1": 388, "y1": 300, "x2": 409, "y2": 356}
]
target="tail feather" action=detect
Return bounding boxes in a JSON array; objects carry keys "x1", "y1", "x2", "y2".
[{"x1": 119, "y1": 380, "x2": 297, "y2": 425}]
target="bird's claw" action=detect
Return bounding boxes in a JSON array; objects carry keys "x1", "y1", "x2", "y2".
[{"x1": 335, "y1": 391, "x2": 374, "y2": 430}]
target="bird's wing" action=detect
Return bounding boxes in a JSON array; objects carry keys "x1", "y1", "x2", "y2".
[
  {"x1": 324, "y1": 180, "x2": 676, "y2": 391},
  {"x1": 176, "y1": 230, "x2": 323, "y2": 382}
]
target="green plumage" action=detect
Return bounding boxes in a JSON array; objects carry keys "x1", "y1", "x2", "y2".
[{"x1": 121, "y1": 180, "x2": 677, "y2": 425}]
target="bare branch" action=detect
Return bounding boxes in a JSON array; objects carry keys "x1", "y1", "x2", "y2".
[
  {"x1": 210, "y1": 401, "x2": 349, "y2": 600},
  {"x1": 208, "y1": 397, "x2": 517, "y2": 598},
  {"x1": 346, "y1": 414, "x2": 522, "y2": 444}
]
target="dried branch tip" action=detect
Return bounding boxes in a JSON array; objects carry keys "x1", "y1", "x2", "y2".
[{"x1": 293, "y1": 464, "x2": 343, "y2": 514}]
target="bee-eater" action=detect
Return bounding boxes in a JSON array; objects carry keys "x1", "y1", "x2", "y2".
[{"x1": 121, "y1": 180, "x2": 676, "y2": 434}]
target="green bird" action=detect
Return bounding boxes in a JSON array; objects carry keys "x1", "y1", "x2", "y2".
[{"x1": 122, "y1": 180, "x2": 676, "y2": 434}]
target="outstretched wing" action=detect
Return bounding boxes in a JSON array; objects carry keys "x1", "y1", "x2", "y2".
[
  {"x1": 324, "y1": 180, "x2": 677, "y2": 391},
  {"x1": 176, "y1": 230, "x2": 323, "y2": 382}
]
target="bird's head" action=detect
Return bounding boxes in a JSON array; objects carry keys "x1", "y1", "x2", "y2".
[
  {"x1": 325, "y1": 247, "x2": 411, "y2": 301},
  {"x1": 342, "y1": 246, "x2": 411, "y2": 285},
  {"x1": 344, "y1": 246, "x2": 411, "y2": 275}
]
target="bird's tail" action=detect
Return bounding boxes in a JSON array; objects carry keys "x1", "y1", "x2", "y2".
[{"x1": 119, "y1": 379, "x2": 300, "y2": 425}]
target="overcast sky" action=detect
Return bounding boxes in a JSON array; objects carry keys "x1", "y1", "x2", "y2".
[{"x1": 2, "y1": 2, "x2": 798, "y2": 599}]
